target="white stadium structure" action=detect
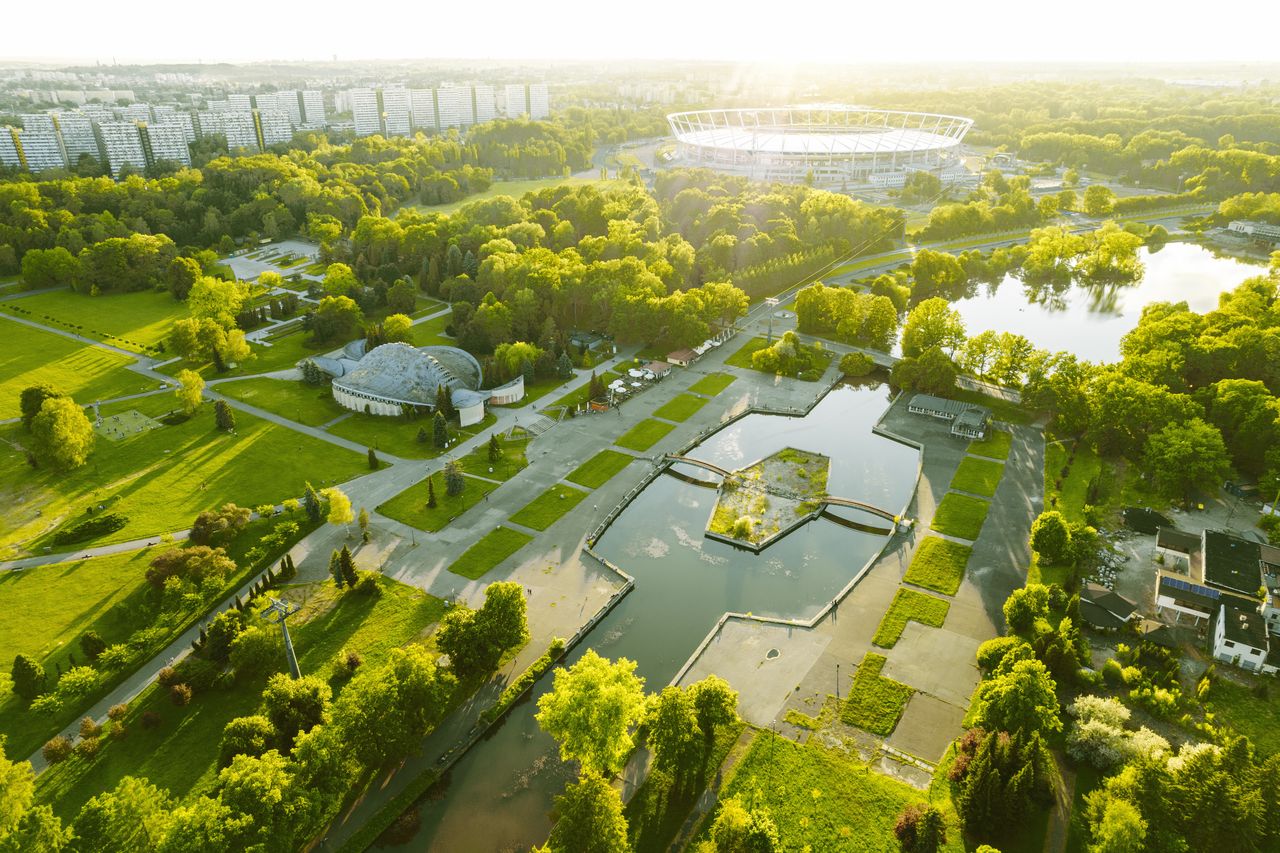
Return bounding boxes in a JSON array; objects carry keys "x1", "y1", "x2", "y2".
[{"x1": 666, "y1": 106, "x2": 973, "y2": 189}]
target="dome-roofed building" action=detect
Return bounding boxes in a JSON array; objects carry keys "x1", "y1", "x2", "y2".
[{"x1": 328, "y1": 342, "x2": 522, "y2": 426}]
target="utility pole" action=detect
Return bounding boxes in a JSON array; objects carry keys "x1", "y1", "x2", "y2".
[{"x1": 263, "y1": 598, "x2": 302, "y2": 679}]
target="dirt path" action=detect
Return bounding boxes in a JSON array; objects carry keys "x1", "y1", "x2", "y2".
[{"x1": 1044, "y1": 750, "x2": 1076, "y2": 853}]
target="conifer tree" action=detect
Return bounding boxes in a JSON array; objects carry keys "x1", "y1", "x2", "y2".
[
  {"x1": 338, "y1": 545, "x2": 358, "y2": 587},
  {"x1": 488, "y1": 433, "x2": 502, "y2": 463},
  {"x1": 329, "y1": 550, "x2": 344, "y2": 588},
  {"x1": 426, "y1": 476, "x2": 438, "y2": 509}
]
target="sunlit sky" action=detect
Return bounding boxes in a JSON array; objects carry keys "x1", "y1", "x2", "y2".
[{"x1": 5, "y1": 0, "x2": 1278, "y2": 65}]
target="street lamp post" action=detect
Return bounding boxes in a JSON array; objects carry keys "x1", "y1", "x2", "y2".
[{"x1": 765, "y1": 297, "x2": 780, "y2": 343}]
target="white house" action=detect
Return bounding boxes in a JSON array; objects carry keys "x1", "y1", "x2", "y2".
[{"x1": 1212, "y1": 603, "x2": 1279, "y2": 675}]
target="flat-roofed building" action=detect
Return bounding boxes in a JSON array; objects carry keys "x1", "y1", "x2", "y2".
[
  {"x1": 97, "y1": 121, "x2": 147, "y2": 178},
  {"x1": 301, "y1": 90, "x2": 325, "y2": 125},
  {"x1": 381, "y1": 88, "x2": 411, "y2": 137},
  {"x1": 16, "y1": 130, "x2": 66, "y2": 172},
  {"x1": 122, "y1": 103, "x2": 152, "y2": 123},
  {"x1": 473, "y1": 85, "x2": 497, "y2": 123},
  {"x1": 54, "y1": 112, "x2": 100, "y2": 163},
  {"x1": 142, "y1": 122, "x2": 191, "y2": 167},
  {"x1": 20, "y1": 113, "x2": 56, "y2": 133},
  {"x1": 410, "y1": 89, "x2": 436, "y2": 129},
  {"x1": 257, "y1": 110, "x2": 293, "y2": 147},
  {"x1": 528, "y1": 83, "x2": 550, "y2": 119},
  {"x1": 159, "y1": 111, "x2": 196, "y2": 143},
  {"x1": 436, "y1": 86, "x2": 474, "y2": 128},
  {"x1": 275, "y1": 90, "x2": 302, "y2": 125},
  {"x1": 504, "y1": 83, "x2": 528, "y2": 116},
  {"x1": 219, "y1": 111, "x2": 260, "y2": 151},
  {"x1": 227, "y1": 94, "x2": 252, "y2": 111},
  {"x1": 349, "y1": 88, "x2": 381, "y2": 136}
]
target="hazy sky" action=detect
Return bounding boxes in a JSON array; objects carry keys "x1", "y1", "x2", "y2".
[{"x1": 6, "y1": 0, "x2": 1278, "y2": 64}]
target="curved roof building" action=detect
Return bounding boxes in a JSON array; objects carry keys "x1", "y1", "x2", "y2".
[{"x1": 666, "y1": 106, "x2": 973, "y2": 189}]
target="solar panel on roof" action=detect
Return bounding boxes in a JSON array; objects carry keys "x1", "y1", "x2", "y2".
[{"x1": 1161, "y1": 576, "x2": 1220, "y2": 599}]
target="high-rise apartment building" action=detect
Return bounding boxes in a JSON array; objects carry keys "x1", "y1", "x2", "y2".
[
  {"x1": 381, "y1": 88, "x2": 411, "y2": 137},
  {"x1": 160, "y1": 112, "x2": 196, "y2": 143},
  {"x1": 98, "y1": 121, "x2": 147, "y2": 178},
  {"x1": 219, "y1": 111, "x2": 260, "y2": 151},
  {"x1": 20, "y1": 113, "x2": 56, "y2": 133},
  {"x1": 301, "y1": 90, "x2": 325, "y2": 125},
  {"x1": 141, "y1": 122, "x2": 191, "y2": 167},
  {"x1": 227, "y1": 94, "x2": 252, "y2": 111},
  {"x1": 257, "y1": 110, "x2": 293, "y2": 147},
  {"x1": 0, "y1": 129, "x2": 21, "y2": 169},
  {"x1": 410, "y1": 90, "x2": 437, "y2": 129},
  {"x1": 122, "y1": 103, "x2": 152, "y2": 123},
  {"x1": 15, "y1": 130, "x2": 67, "y2": 172},
  {"x1": 435, "y1": 86, "x2": 475, "y2": 128},
  {"x1": 54, "y1": 112, "x2": 101, "y2": 164},
  {"x1": 504, "y1": 84, "x2": 528, "y2": 117},
  {"x1": 528, "y1": 84, "x2": 550, "y2": 119},
  {"x1": 473, "y1": 85, "x2": 497, "y2": 123},
  {"x1": 274, "y1": 90, "x2": 303, "y2": 125},
  {"x1": 349, "y1": 88, "x2": 381, "y2": 136}
]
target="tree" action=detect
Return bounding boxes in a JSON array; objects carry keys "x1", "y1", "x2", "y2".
[
  {"x1": 436, "y1": 607, "x2": 487, "y2": 675},
  {"x1": 10, "y1": 654, "x2": 46, "y2": 702},
  {"x1": 443, "y1": 460, "x2": 465, "y2": 497},
  {"x1": 203, "y1": 610, "x2": 246, "y2": 663},
  {"x1": 70, "y1": 776, "x2": 171, "y2": 853},
  {"x1": 910, "y1": 249, "x2": 968, "y2": 302},
  {"x1": 1030, "y1": 511, "x2": 1072, "y2": 565},
  {"x1": 0, "y1": 739, "x2": 34, "y2": 839},
  {"x1": 383, "y1": 313, "x2": 413, "y2": 344},
  {"x1": 218, "y1": 715, "x2": 276, "y2": 768},
  {"x1": 214, "y1": 399, "x2": 236, "y2": 431},
  {"x1": 309, "y1": 295, "x2": 363, "y2": 344},
  {"x1": 425, "y1": 475, "x2": 438, "y2": 508},
  {"x1": 303, "y1": 482, "x2": 322, "y2": 523},
  {"x1": 215, "y1": 750, "x2": 310, "y2": 850},
  {"x1": 894, "y1": 803, "x2": 947, "y2": 853},
  {"x1": 1002, "y1": 584, "x2": 1050, "y2": 635},
  {"x1": 476, "y1": 581, "x2": 529, "y2": 654},
  {"x1": 322, "y1": 262, "x2": 359, "y2": 296},
  {"x1": 545, "y1": 773, "x2": 630, "y2": 853},
  {"x1": 0, "y1": 803, "x2": 69, "y2": 852},
  {"x1": 488, "y1": 433, "x2": 502, "y2": 463},
  {"x1": 901, "y1": 298, "x2": 965, "y2": 358},
  {"x1": 536, "y1": 649, "x2": 646, "y2": 776},
  {"x1": 337, "y1": 545, "x2": 358, "y2": 587},
  {"x1": 709, "y1": 796, "x2": 779, "y2": 852},
  {"x1": 1090, "y1": 797, "x2": 1146, "y2": 853},
  {"x1": 21, "y1": 246, "x2": 80, "y2": 289},
  {"x1": 188, "y1": 276, "x2": 248, "y2": 328},
  {"x1": 220, "y1": 329, "x2": 251, "y2": 366},
  {"x1": 1082, "y1": 185, "x2": 1117, "y2": 217},
  {"x1": 323, "y1": 487, "x2": 354, "y2": 532},
  {"x1": 387, "y1": 280, "x2": 417, "y2": 315},
  {"x1": 29, "y1": 396, "x2": 94, "y2": 470},
  {"x1": 646, "y1": 686, "x2": 703, "y2": 776},
  {"x1": 367, "y1": 447, "x2": 379, "y2": 470},
  {"x1": 973, "y1": 658, "x2": 1062, "y2": 738},
  {"x1": 261, "y1": 673, "x2": 331, "y2": 751},
  {"x1": 228, "y1": 626, "x2": 282, "y2": 677},
  {"x1": 434, "y1": 384, "x2": 456, "y2": 420},
  {"x1": 175, "y1": 369, "x2": 205, "y2": 415},
  {"x1": 556, "y1": 352, "x2": 574, "y2": 379},
  {"x1": 690, "y1": 675, "x2": 739, "y2": 744},
  {"x1": 1144, "y1": 418, "x2": 1231, "y2": 502},
  {"x1": 329, "y1": 550, "x2": 344, "y2": 588},
  {"x1": 840, "y1": 351, "x2": 876, "y2": 377},
  {"x1": 19, "y1": 384, "x2": 65, "y2": 430},
  {"x1": 433, "y1": 410, "x2": 449, "y2": 448},
  {"x1": 358, "y1": 507, "x2": 370, "y2": 542},
  {"x1": 41, "y1": 737, "x2": 73, "y2": 765}
]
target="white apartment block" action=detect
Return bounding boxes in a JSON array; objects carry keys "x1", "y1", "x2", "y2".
[
  {"x1": 436, "y1": 86, "x2": 475, "y2": 128},
  {"x1": 160, "y1": 112, "x2": 196, "y2": 143},
  {"x1": 410, "y1": 89, "x2": 437, "y2": 129},
  {"x1": 220, "y1": 111, "x2": 260, "y2": 151},
  {"x1": 16, "y1": 130, "x2": 67, "y2": 172},
  {"x1": 20, "y1": 113, "x2": 56, "y2": 133},
  {"x1": 152, "y1": 105, "x2": 175, "y2": 121},
  {"x1": 122, "y1": 103, "x2": 152, "y2": 123},
  {"x1": 0, "y1": 129, "x2": 21, "y2": 169},
  {"x1": 206, "y1": 99, "x2": 229, "y2": 112},
  {"x1": 528, "y1": 83, "x2": 550, "y2": 119},
  {"x1": 98, "y1": 121, "x2": 147, "y2": 178},
  {"x1": 504, "y1": 83, "x2": 528, "y2": 116},
  {"x1": 54, "y1": 112, "x2": 100, "y2": 163},
  {"x1": 227, "y1": 94, "x2": 252, "y2": 111},
  {"x1": 275, "y1": 90, "x2": 303, "y2": 125},
  {"x1": 301, "y1": 90, "x2": 325, "y2": 125},
  {"x1": 473, "y1": 85, "x2": 497, "y2": 123},
  {"x1": 258, "y1": 110, "x2": 293, "y2": 147},
  {"x1": 142, "y1": 122, "x2": 191, "y2": 167},
  {"x1": 381, "y1": 88, "x2": 411, "y2": 137},
  {"x1": 349, "y1": 88, "x2": 381, "y2": 137}
]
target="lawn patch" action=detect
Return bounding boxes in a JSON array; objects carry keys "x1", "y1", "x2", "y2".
[
  {"x1": 724, "y1": 335, "x2": 832, "y2": 380},
  {"x1": 903, "y1": 537, "x2": 973, "y2": 596},
  {"x1": 615, "y1": 419, "x2": 675, "y2": 452},
  {"x1": 457, "y1": 436, "x2": 529, "y2": 482},
  {"x1": 216, "y1": 377, "x2": 346, "y2": 426},
  {"x1": 687, "y1": 372, "x2": 736, "y2": 396},
  {"x1": 872, "y1": 588, "x2": 951, "y2": 648},
  {"x1": 1206, "y1": 679, "x2": 1280, "y2": 757},
  {"x1": 3, "y1": 288, "x2": 186, "y2": 351},
  {"x1": 509, "y1": 484, "x2": 590, "y2": 531},
  {"x1": 841, "y1": 652, "x2": 914, "y2": 736},
  {"x1": 377, "y1": 474, "x2": 494, "y2": 532},
  {"x1": 327, "y1": 411, "x2": 495, "y2": 459},
  {"x1": 447, "y1": 527, "x2": 533, "y2": 579},
  {"x1": 566, "y1": 449, "x2": 635, "y2": 489},
  {"x1": 950, "y1": 457, "x2": 1005, "y2": 498},
  {"x1": 0, "y1": 319, "x2": 147, "y2": 418},
  {"x1": 930, "y1": 493, "x2": 990, "y2": 541},
  {"x1": 411, "y1": 313, "x2": 454, "y2": 347},
  {"x1": 653, "y1": 393, "x2": 710, "y2": 423},
  {"x1": 968, "y1": 428, "x2": 1012, "y2": 460}
]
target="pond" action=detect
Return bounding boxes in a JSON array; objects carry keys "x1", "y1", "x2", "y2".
[
  {"x1": 948, "y1": 242, "x2": 1265, "y2": 362},
  {"x1": 411, "y1": 381, "x2": 920, "y2": 850}
]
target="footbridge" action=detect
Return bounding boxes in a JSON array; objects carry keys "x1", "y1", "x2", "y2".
[
  {"x1": 821, "y1": 496, "x2": 899, "y2": 523},
  {"x1": 662, "y1": 455, "x2": 733, "y2": 478}
]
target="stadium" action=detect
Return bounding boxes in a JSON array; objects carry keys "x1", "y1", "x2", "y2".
[{"x1": 665, "y1": 107, "x2": 973, "y2": 189}]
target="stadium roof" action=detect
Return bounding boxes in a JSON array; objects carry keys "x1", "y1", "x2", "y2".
[
  {"x1": 332, "y1": 343, "x2": 482, "y2": 406},
  {"x1": 667, "y1": 107, "x2": 972, "y2": 156}
]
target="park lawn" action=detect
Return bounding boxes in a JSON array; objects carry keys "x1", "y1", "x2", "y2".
[
  {"x1": 968, "y1": 428, "x2": 1012, "y2": 460},
  {"x1": 376, "y1": 474, "x2": 495, "y2": 533},
  {"x1": 697, "y1": 729, "x2": 964, "y2": 852},
  {"x1": 0, "y1": 394, "x2": 366, "y2": 558},
  {"x1": 930, "y1": 493, "x2": 990, "y2": 541},
  {"x1": 327, "y1": 411, "x2": 496, "y2": 459},
  {"x1": 841, "y1": 652, "x2": 914, "y2": 736},
  {"x1": 4, "y1": 287, "x2": 186, "y2": 351},
  {"x1": 0, "y1": 319, "x2": 150, "y2": 418},
  {"x1": 503, "y1": 374, "x2": 571, "y2": 409},
  {"x1": 624, "y1": 720, "x2": 747, "y2": 853},
  {"x1": 953, "y1": 387, "x2": 1034, "y2": 426},
  {"x1": 159, "y1": 327, "x2": 343, "y2": 381},
  {"x1": 1027, "y1": 552, "x2": 1073, "y2": 587},
  {"x1": 447, "y1": 526, "x2": 533, "y2": 580},
  {"x1": 872, "y1": 588, "x2": 951, "y2": 649},
  {"x1": 566, "y1": 449, "x2": 635, "y2": 489},
  {"x1": 408, "y1": 176, "x2": 607, "y2": 215},
  {"x1": 457, "y1": 437, "x2": 529, "y2": 482},
  {"x1": 688, "y1": 373, "x2": 736, "y2": 396},
  {"x1": 903, "y1": 537, "x2": 974, "y2": 596},
  {"x1": 724, "y1": 335, "x2": 831, "y2": 380},
  {"x1": 411, "y1": 313, "x2": 454, "y2": 347},
  {"x1": 1045, "y1": 437, "x2": 1103, "y2": 525},
  {"x1": 508, "y1": 484, "x2": 590, "y2": 531},
  {"x1": 951, "y1": 457, "x2": 1005, "y2": 498},
  {"x1": 215, "y1": 377, "x2": 346, "y2": 427},
  {"x1": 35, "y1": 575, "x2": 448, "y2": 820},
  {"x1": 548, "y1": 366, "x2": 627, "y2": 410},
  {"x1": 615, "y1": 419, "x2": 676, "y2": 452},
  {"x1": 653, "y1": 393, "x2": 710, "y2": 423},
  {"x1": 1206, "y1": 679, "x2": 1280, "y2": 757}
]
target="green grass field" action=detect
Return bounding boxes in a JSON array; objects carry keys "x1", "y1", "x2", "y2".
[
  {"x1": 698, "y1": 730, "x2": 964, "y2": 852},
  {"x1": 565, "y1": 449, "x2": 635, "y2": 489},
  {"x1": 160, "y1": 327, "x2": 345, "y2": 381},
  {"x1": 841, "y1": 652, "x2": 914, "y2": 736},
  {"x1": 0, "y1": 319, "x2": 149, "y2": 418},
  {"x1": 930, "y1": 493, "x2": 991, "y2": 541},
  {"x1": 903, "y1": 537, "x2": 974, "y2": 596},
  {"x1": 457, "y1": 437, "x2": 529, "y2": 482},
  {"x1": 723, "y1": 336, "x2": 832, "y2": 380},
  {"x1": 447, "y1": 526, "x2": 533, "y2": 580},
  {"x1": 215, "y1": 377, "x2": 346, "y2": 427},
  {"x1": 653, "y1": 393, "x2": 710, "y2": 423},
  {"x1": 872, "y1": 588, "x2": 952, "y2": 648},
  {"x1": 4, "y1": 288, "x2": 186, "y2": 351},
  {"x1": 615, "y1": 419, "x2": 676, "y2": 452},
  {"x1": 950, "y1": 457, "x2": 1005, "y2": 498},
  {"x1": 411, "y1": 313, "x2": 454, "y2": 347},
  {"x1": 35, "y1": 575, "x2": 447, "y2": 820},
  {"x1": 327, "y1": 411, "x2": 496, "y2": 460},
  {"x1": 376, "y1": 473, "x2": 494, "y2": 532},
  {"x1": 687, "y1": 373, "x2": 736, "y2": 396},
  {"x1": 508, "y1": 484, "x2": 590, "y2": 531},
  {"x1": 0, "y1": 393, "x2": 366, "y2": 558},
  {"x1": 1206, "y1": 679, "x2": 1280, "y2": 757},
  {"x1": 968, "y1": 429, "x2": 1013, "y2": 460},
  {"x1": 1045, "y1": 437, "x2": 1103, "y2": 525}
]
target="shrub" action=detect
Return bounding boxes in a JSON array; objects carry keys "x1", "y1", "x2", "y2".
[
  {"x1": 353, "y1": 570, "x2": 382, "y2": 596},
  {"x1": 79, "y1": 630, "x2": 107, "y2": 662},
  {"x1": 1101, "y1": 658, "x2": 1124, "y2": 686},
  {"x1": 107, "y1": 703, "x2": 129, "y2": 722},
  {"x1": 79, "y1": 716, "x2": 103, "y2": 739},
  {"x1": 377, "y1": 807, "x2": 423, "y2": 846},
  {"x1": 141, "y1": 710, "x2": 162, "y2": 730},
  {"x1": 157, "y1": 665, "x2": 180, "y2": 686},
  {"x1": 76, "y1": 737, "x2": 101, "y2": 760},
  {"x1": 97, "y1": 644, "x2": 133, "y2": 670},
  {"x1": 42, "y1": 736, "x2": 73, "y2": 764},
  {"x1": 51, "y1": 513, "x2": 128, "y2": 545},
  {"x1": 170, "y1": 683, "x2": 193, "y2": 706}
]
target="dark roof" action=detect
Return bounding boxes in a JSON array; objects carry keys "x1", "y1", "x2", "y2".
[
  {"x1": 1123, "y1": 507, "x2": 1174, "y2": 535},
  {"x1": 1156, "y1": 527, "x2": 1200, "y2": 554},
  {"x1": 909, "y1": 394, "x2": 989, "y2": 419},
  {"x1": 1203, "y1": 529, "x2": 1263, "y2": 596},
  {"x1": 1260, "y1": 543, "x2": 1280, "y2": 574},
  {"x1": 1159, "y1": 575, "x2": 1219, "y2": 611},
  {"x1": 1219, "y1": 603, "x2": 1269, "y2": 650},
  {"x1": 1080, "y1": 600, "x2": 1128, "y2": 630},
  {"x1": 1081, "y1": 582, "x2": 1137, "y2": 621},
  {"x1": 1140, "y1": 619, "x2": 1178, "y2": 648}
]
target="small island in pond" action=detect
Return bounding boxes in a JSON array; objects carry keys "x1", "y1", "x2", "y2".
[{"x1": 706, "y1": 447, "x2": 831, "y2": 550}]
